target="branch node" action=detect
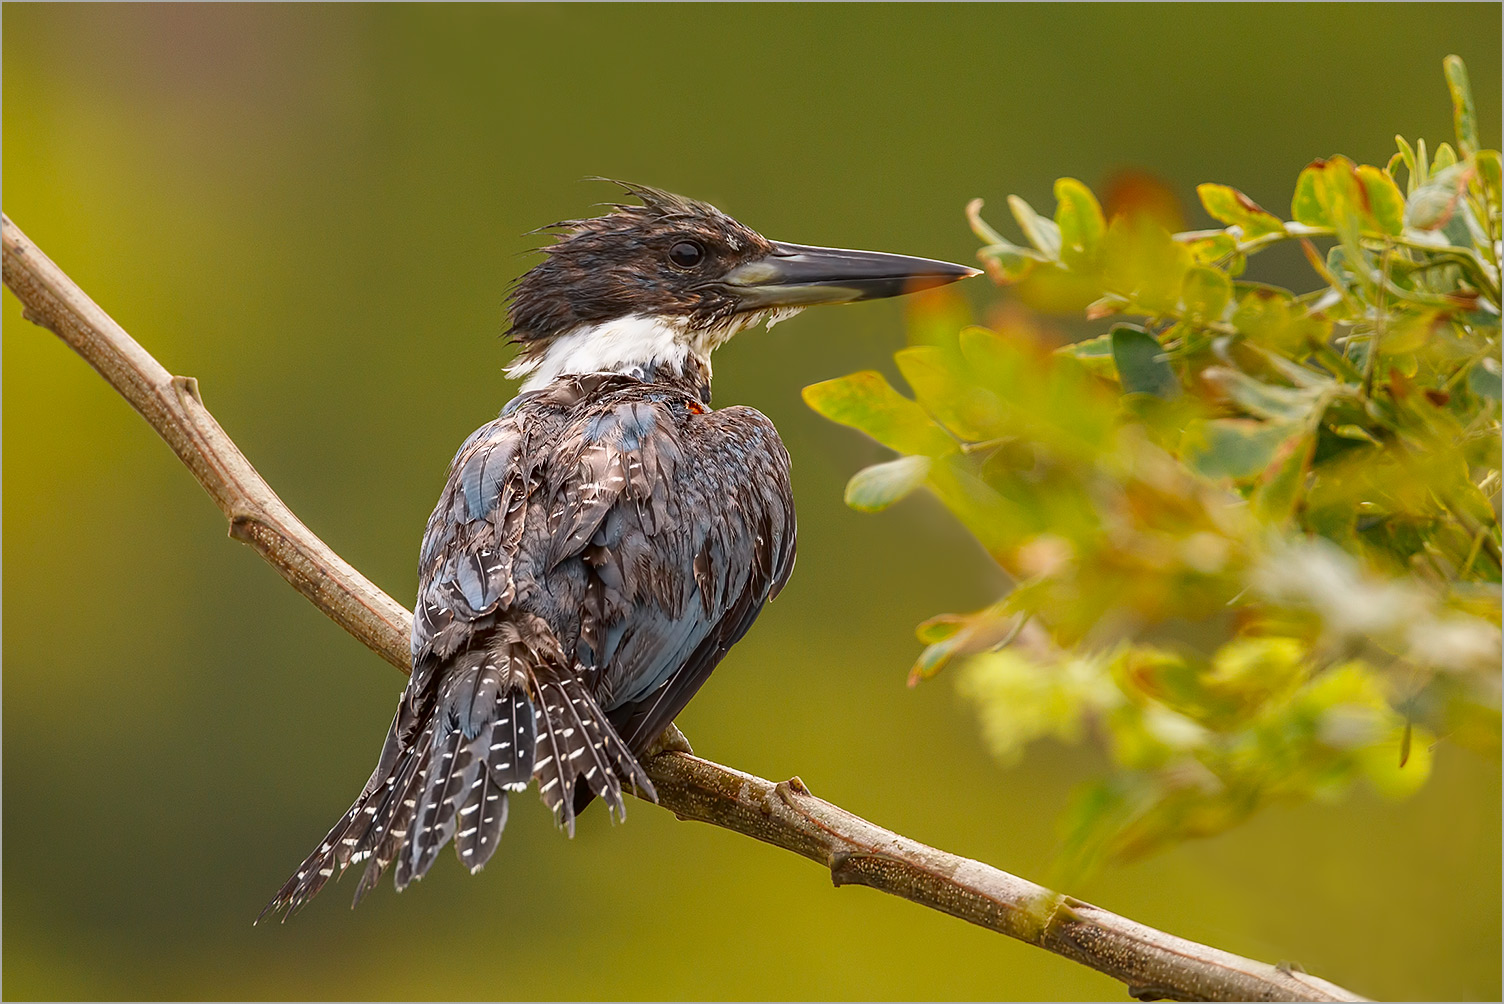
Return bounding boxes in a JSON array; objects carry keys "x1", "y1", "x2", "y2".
[
  {"x1": 228, "y1": 510, "x2": 261, "y2": 542},
  {"x1": 1055, "y1": 894, "x2": 1089, "y2": 923},
  {"x1": 20, "y1": 305, "x2": 56, "y2": 332},
  {"x1": 172, "y1": 374, "x2": 204, "y2": 406},
  {"x1": 828, "y1": 849, "x2": 855, "y2": 887},
  {"x1": 771, "y1": 777, "x2": 808, "y2": 813}
]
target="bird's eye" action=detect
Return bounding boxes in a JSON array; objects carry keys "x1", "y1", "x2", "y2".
[{"x1": 668, "y1": 240, "x2": 705, "y2": 269}]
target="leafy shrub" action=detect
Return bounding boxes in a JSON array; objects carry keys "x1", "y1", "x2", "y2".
[{"x1": 805, "y1": 56, "x2": 1500, "y2": 880}]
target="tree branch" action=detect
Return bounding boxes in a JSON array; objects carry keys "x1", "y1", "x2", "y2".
[{"x1": 3, "y1": 213, "x2": 1367, "y2": 1003}]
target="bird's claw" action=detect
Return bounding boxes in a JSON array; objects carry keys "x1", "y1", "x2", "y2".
[{"x1": 646, "y1": 722, "x2": 694, "y2": 757}]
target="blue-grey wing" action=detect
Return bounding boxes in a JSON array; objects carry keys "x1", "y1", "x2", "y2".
[
  {"x1": 411, "y1": 384, "x2": 794, "y2": 795},
  {"x1": 555, "y1": 400, "x2": 797, "y2": 756}
]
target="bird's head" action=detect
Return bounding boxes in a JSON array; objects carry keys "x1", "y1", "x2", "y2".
[{"x1": 505, "y1": 182, "x2": 979, "y2": 391}]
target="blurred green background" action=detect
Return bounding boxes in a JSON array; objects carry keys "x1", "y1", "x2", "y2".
[{"x1": 4, "y1": 4, "x2": 1499, "y2": 1000}]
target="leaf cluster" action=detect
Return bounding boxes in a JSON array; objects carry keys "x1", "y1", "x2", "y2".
[{"x1": 805, "y1": 57, "x2": 1501, "y2": 878}]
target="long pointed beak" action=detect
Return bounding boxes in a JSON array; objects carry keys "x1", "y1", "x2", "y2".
[{"x1": 717, "y1": 240, "x2": 981, "y2": 309}]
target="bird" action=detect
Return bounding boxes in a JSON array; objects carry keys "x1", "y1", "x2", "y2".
[{"x1": 261, "y1": 182, "x2": 978, "y2": 918}]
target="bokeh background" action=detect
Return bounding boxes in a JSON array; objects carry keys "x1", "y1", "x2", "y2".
[{"x1": 5, "y1": 4, "x2": 1500, "y2": 1000}]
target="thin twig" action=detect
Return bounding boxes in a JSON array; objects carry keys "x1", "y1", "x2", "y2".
[{"x1": 2, "y1": 213, "x2": 1368, "y2": 1003}]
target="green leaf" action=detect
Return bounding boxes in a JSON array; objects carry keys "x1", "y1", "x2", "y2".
[
  {"x1": 1477, "y1": 150, "x2": 1502, "y2": 208},
  {"x1": 1292, "y1": 155, "x2": 1397, "y2": 243},
  {"x1": 896, "y1": 345, "x2": 1007, "y2": 441},
  {"x1": 1444, "y1": 55, "x2": 1478, "y2": 158},
  {"x1": 1008, "y1": 195, "x2": 1063, "y2": 260},
  {"x1": 965, "y1": 198, "x2": 1009, "y2": 246},
  {"x1": 1469, "y1": 356, "x2": 1503, "y2": 401},
  {"x1": 1231, "y1": 288, "x2": 1299, "y2": 352},
  {"x1": 978, "y1": 243, "x2": 1044, "y2": 284},
  {"x1": 1291, "y1": 163, "x2": 1331, "y2": 227},
  {"x1": 1203, "y1": 367, "x2": 1327, "y2": 423},
  {"x1": 1186, "y1": 232, "x2": 1238, "y2": 265},
  {"x1": 802, "y1": 371, "x2": 954, "y2": 456},
  {"x1": 1356, "y1": 165, "x2": 1405, "y2": 236},
  {"x1": 1056, "y1": 333, "x2": 1118, "y2": 379},
  {"x1": 1111, "y1": 325, "x2": 1178, "y2": 398},
  {"x1": 1100, "y1": 215, "x2": 1193, "y2": 314},
  {"x1": 1195, "y1": 183, "x2": 1285, "y2": 239},
  {"x1": 844, "y1": 455, "x2": 932, "y2": 511},
  {"x1": 1394, "y1": 134, "x2": 1419, "y2": 193},
  {"x1": 1183, "y1": 419, "x2": 1298, "y2": 480},
  {"x1": 1328, "y1": 423, "x2": 1378, "y2": 445},
  {"x1": 1380, "y1": 310, "x2": 1443, "y2": 356},
  {"x1": 1180, "y1": 266, "x2": 1233, "y2": 324},
  {"x1": 1054, "y1": 178, "x2": 1106, "y2": 270},
  {"x1": 915, "y1": 614, "x2": 965, "y2": 645},
  {"x1": 925, "y1": 454, "x2": 1020, "y2": 558},
  {"x1": 1251, "y1": 429, "x2": 1316, "y2": 524},
  {"x1": 913, "y1": 600, "x2": 1022, "y2": 684},
  {"x1": 1406, "y1": 163, "x2": 1469, "y2": 234}
]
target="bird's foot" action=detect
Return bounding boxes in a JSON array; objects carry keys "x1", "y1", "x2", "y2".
[{"x1": 645, "y1": 722, "x2": 694, "y2": 758}]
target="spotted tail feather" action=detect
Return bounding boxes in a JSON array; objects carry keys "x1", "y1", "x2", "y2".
[
  {"x1": 259, "y1": 712, "x2": 424, "y2": 922},
  {"x1": 262, "y1": 619, "x2": 652, "y2": 918},
  {"x1": 401, "y1": 651, "x2": 538, "y2": 885},
  {"x1": 531, "y1": 669, "x2": 656, "y2": 836},
  {"x1": 352, "y1": 719, "x2": 433, "y2": 905}
]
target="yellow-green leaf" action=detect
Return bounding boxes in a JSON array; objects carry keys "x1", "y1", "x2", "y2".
[
  {"x1": 1394, "y1": 134, "x2": 1419, "y2": 193},
  {"x1": 1406, "y1": 163, "x2": 1468, "y2": 232},
  {"x1": 896, "y1": 345, "x2": 1007, "y2": 441},
  {"x1": 1356, "y1": 165, "x2": 1405, "y2": 236},
  {"x1": 1186, "y1": 232, "x2": 1239, "y2": 265},
  {"x1": 1251, "y1": 429, "x2": 1316, "y2": 524},
  {"x1": 1196, "y1": 183, "x2": 1285, "y2": 239},
  {"x1": 1009, "y1": 195, "x2": 1063, "y2": 260},
  {"x1": 1056, "y1": 333, "x2": 1118, "y2": 379},
  {"x1": 1444, "y1": 55, "x2": 1478, "y2": 158},
  {"x1": 1231, "y1": 288, "x2": 1299, "y2": 352},
  {"x1": 1054, "y1": 177, "x2": 1106, "y2": 270},
  {"x1": 1477, "y1": 149, "x2": 1502, "y2": 207},
  {"x1": 1180, "y1": 266, "x2": 1233, "y2": 324},
  {"x1": 979, "y1": 244, "x2": 1043, "y2": 284},
  {"x1": 802, "y1": 371, "x2": 954, "y2": 456},
  {"x1": 966, "y1": 198, "x2": 1009, "y2": 246},
  {"x1": 1101, "y1": 214, "x2": 1192, "y2": 314},
  {"x1": 1291, "y1": 163, "x2": 1332, "y2": 227},
  {"x1": 844, "y1": 455, "x2": 932, "y2": 511}
]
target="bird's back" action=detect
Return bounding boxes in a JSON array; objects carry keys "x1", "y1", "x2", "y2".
[{"x1": 417, "y1": 371, "x2": 796, "y2": 728}]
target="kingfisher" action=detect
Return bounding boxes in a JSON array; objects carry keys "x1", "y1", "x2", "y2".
[{"x1": 262, "y1": 182, "x2": 978, "y2": 917}]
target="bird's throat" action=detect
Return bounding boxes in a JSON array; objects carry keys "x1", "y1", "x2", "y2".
[{"x1": 507, "y1": 308, "x2": 801, "y2": 395}]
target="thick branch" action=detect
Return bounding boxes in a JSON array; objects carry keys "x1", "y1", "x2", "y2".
[{"x1": 3, "y1": 213, "x2": 1367, "y2": 1003}]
